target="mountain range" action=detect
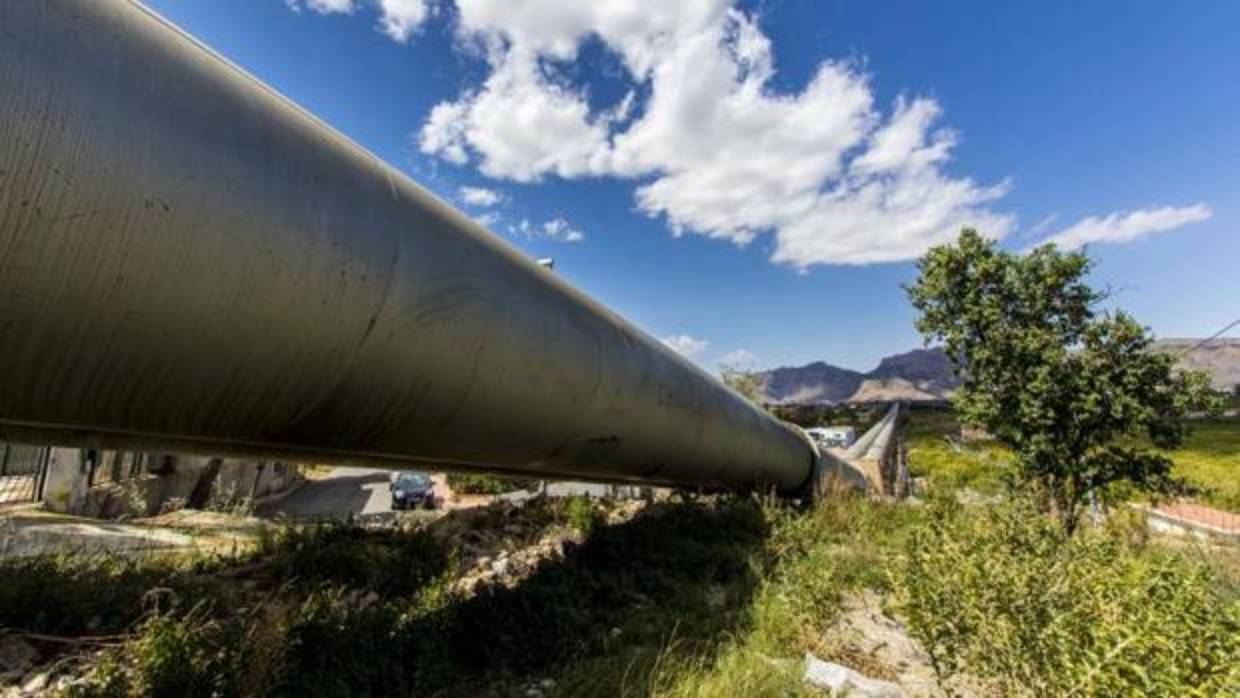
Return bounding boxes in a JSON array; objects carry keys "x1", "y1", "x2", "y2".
[
  {"x1": 759, "y1": 339, "x2": 1240, "y2": 405},
  {"x1": 758, "y1": 348, "x2": 960, "y2": 404},
  {"x1": 1153, "y1": 338, "x2": 1240, "y2": 394}
]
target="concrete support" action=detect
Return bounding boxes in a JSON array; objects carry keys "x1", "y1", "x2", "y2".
[{"x1": 40, "y1": 449, "x2": 89, "y2": 514}]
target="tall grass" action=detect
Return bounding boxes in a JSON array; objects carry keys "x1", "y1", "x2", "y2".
[
  {"x1": 25, "y1": 490, "x2": 1240, "y2": 697},
  {"x1": 1164, "y1": 418, "x2": 1240, "y2": 511},
  {"x1": 903, "y1": 408, "x2": 1011, "y2": 493},
  {"x1": 893, "y1": 497, "x2": 1240, "y2": 696},
  {"x1": 55, "y1": 498, "x2": 774, "y2": 697}
]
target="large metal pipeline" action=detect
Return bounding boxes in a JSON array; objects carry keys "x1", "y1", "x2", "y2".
[{"x1": 0, "y1": 0, "x2": 817, "y2": 494}]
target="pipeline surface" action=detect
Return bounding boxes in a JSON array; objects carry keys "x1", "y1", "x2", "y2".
[{"x1": 0, "y1": 0, "x2": 816, "y2": 493}]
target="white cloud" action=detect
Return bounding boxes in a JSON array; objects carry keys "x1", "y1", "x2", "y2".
[
  {"x1": 509, "y1": 217, "x2": 585, "y2": 243},
  {"x1": 719, "y1": 349, "x2": 757, "y2": 368},
  {"x1": 419, "y1": 52, "x2": 611, "y2": 182},
  {"x1": 414, "y1": 2, "x2": 1013, "y2": 266},
  {"x1": 420, "y1": 101, "x2": 470, "y2": 164},
  {"x1": 286, "y1": 0, "x2": 428, "y2": 40},
  {"x1": 287, "y1": 0, "x2": 355, "y2": 14},
  {"x1": 542, "y1": 218, "x2": 584, "y2": 242},
  {"x1": 377, "y1": 0, "x2": 429, "y2": 41},
  {"x1": 459, "y1": 185, "x2": 503, "y2": 207},
  {"x1": 288, "y1": 2, "x2": 1218, "y2": 269},
  {"x1": 661, "y1": 334, "x2": 710, "y2": 358},
  {"x1": 1041, "y1": 204, "x2": 1212, "y2": 251}
]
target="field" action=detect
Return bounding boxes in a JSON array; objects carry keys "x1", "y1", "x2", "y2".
[
  {"x1": 903, "y1": 408, "x2": 1240, "y2": 512},
  {"x1": 1170, "y1": 418, "x2": 1240, "y2": 511},
  {"x1": 902, "y1": 408, "x2": 1010, "y2": 494}
]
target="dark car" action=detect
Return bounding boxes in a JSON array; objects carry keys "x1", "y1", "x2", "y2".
[{"x1": 390, "y1": 471, "x2": 436, "y2": 510}]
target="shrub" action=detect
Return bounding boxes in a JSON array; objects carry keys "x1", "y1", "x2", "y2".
[
  {"x1": 0, "y1": 551, "x2": 238, "y2": 637},
  {"x1": 255, "y1": 522, "x2": 449, "y2": 597},
  {"x1": 273, "y1": 589, "x2": 416, "y2": 697},
  {"x1": 127, "y1": 612, "x2": 225, "y2": 698},
  {"x1": 893, "y1": 497, "x2": 1240, "y2": 696},
  {"x1": 562, "y1": 494, "x2": 601, "y2": 535},
  {"x1": 446, "y1": 473, "x2": 538, "y2": 495}
]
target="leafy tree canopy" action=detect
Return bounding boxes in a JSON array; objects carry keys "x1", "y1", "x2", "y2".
[{"x1": 907, "y1": 229, "x2": 1222, "y2": 531}]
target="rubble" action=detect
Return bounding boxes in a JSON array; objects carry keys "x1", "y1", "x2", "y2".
[{"x1": 436, "y1": 497, "x2": 650, "y2": 594}]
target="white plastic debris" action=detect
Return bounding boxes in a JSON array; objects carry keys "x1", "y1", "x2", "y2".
[{"x1": 803, "y1": 653, "x2": 906, "y2": 697}]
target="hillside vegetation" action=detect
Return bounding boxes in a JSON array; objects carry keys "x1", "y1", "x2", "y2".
[{"x1": 4, "y1": 489, "x2": 1237, "y2": 697}]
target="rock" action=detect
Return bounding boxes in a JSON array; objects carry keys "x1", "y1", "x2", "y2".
[
  {"x1": 803, "y1": 653, "x2": 905, "y2": 698},
  {"x1": 826, "y1": 591, "x2": 965, "y2": 696},
  {"x1": 0, "y1": 638, "x2": 36, "y2": 674},
  {"x1": 491, "y1": 558, "x2": 510, "y2": 576},
  {"x1": 21, "y1": 672, "x2": 48, "y2": 695}
]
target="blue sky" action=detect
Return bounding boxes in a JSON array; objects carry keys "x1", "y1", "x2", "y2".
[{"x1": 145, "y1": 0, "x2": 1239, "y2": 372}]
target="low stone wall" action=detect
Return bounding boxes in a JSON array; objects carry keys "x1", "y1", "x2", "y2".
[{"x1": 41, "y1": 450, "x2": 303, "y2": 518}]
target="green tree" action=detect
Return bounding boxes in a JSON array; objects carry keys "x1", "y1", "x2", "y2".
[{"x1": 907, "y1": 229, "x2": 1222, "y2": 533}]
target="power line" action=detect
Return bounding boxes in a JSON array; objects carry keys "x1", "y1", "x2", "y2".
[{"x1": 1174, "y1": 317, "x2": 1240, "y2": 358}]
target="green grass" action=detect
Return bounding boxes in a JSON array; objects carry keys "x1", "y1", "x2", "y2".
[
  {"x1": 903, "y1": 407, "x2": 1240, "y2": 513},
  {"x1": 894, "y1": 497, "x2": 1240, "y2": 696},
  {"x1": 1164, "y1": 418, "x2": 1240, "y2": 512},
  {"x1": 50, "y1": 498, "x2": 779, "y2": 697},
  {"x1": 902, "y1": 408, "x2": 1011, "y2": 494},
  {"x1": 19, "y1": 489, "x2": 1239, "y2": 697}
]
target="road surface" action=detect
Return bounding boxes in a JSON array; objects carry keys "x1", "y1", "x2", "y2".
[
  {"x1": 259, "y1": 467, "x2": 401, "y2": 521},
  {"x1": 258, "y1": 467, "x2": 470, "y2": 521}
]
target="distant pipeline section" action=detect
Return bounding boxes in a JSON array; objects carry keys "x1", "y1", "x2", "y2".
[{"x1": 0, "y1": 0, "x2": 818, "y2": 494}]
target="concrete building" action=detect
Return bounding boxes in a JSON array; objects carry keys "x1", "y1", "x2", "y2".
[{"x1": 4, "y1": 443, "x2": 303, "y2": 518}]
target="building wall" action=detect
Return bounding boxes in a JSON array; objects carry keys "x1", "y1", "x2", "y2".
[{"x1": 40, "y1": 449, "x2": 303, "y2": 518}]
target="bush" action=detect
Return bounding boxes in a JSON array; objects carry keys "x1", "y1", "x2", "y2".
[
  {"x1": 128, "y1": 612, "x2": 226, "y2": 698},
  {"x1": 59, "y1": 500, "x2": 774, "y2": 697},
  {"x1": 562, "y1": 495, "x2": 601, "y2": 535},
  {"x1": 255, "y1": 522, "x2": 449, "y2": 597},
  {"x1": 64, "y1": 609, "x2": 250, "y2": 698},
  {"x1": 0, "y1": 551, "x2": 237, "y2": 637},
  {"x1": 893, "y1": 497, "x2": 1240, "y2": 696},
  {"x1": 446, "y1": 473, "x2": 537, "y2": 495}
]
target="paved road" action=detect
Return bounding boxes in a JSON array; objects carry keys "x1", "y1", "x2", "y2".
[
  {"x1": 259, "y1": 467, "x2": 398, "y2": 521},
  {"x1": 260, "y1": 468, "x2": 635, "y2": 521}
]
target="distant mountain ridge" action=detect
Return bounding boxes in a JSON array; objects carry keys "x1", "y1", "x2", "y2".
[
  {"x1": 758, "y1": 348, "x2": 960, "y2": 405},
  {"x1": 759, "y1": 339, "x2": 1240, "y2": 405},
  {"x1": 1153, "y1": 338, "x2": 1240, "y2": 393}
]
